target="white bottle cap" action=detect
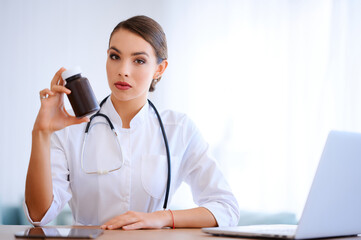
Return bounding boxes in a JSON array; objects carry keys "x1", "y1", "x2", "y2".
[{"x1": 61, "y1": 66, "x2": 82, "y2": 80}]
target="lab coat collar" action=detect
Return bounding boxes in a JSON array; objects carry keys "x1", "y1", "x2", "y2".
[{"x1": 101, "y1": 97, "x2": 149, "y2": 131}]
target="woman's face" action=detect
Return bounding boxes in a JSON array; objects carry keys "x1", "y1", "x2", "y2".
[{"x1": 106, "y1": 28, "x2": 167, "y2": 104}]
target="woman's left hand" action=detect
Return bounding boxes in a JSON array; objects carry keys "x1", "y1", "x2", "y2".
[{"x1": 100, "y1": 210, "x2": 172, "y2": 230}]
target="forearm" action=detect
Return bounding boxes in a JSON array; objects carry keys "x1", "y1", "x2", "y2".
[
  {"x1": 161, "y1": 207, "x2": 217, "y2": 228},
  {"x1": 25, "y1": 129, "x2": 54, "y2": 222}
]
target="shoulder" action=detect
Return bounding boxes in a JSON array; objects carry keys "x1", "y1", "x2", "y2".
[
  {"x1": 155, "y1": 109, "x2": 203, "y2": 147},
  {"x1": 158, "y1": 109, "x2": 197, "y2": 130}
]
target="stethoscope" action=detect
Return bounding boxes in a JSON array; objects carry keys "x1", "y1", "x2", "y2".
[{"x1": 80, "y1": 95, "x2": 171, "y2": 210}]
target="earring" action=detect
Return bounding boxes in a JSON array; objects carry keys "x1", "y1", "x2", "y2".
[{"x1": 151, "y1": 77, "x2": 159, "y2": 90}]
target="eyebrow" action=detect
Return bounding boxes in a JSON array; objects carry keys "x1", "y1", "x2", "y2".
[{"x1": 109, "y1": 47, "x2": 149, "y2": 57}]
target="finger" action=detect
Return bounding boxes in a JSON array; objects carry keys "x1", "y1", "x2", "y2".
[
  {"x1": 107, "y1": 217, "x2": 139, "y2": 230},
  {"x1": 122, "y1": 222, "x2": 144, "y2": 230},
  {"x1": 39, "y1": 88, "x2": 55, "y2": 99},
  {"x1": 73, "y1": 117, "x2": 90, "y2": 125},
  {"x1": 78, "y1": 116, "x2": 90, "y2": 123},
  {"x1": 66, "y1": 117, "x2": 90, "y2": 126},
  {"x1": 58, "y1": 72, "x2": 66, "y2": 86},
  {"x1": 102, "y1": 217, "x2": 120, "y2": 227},
  {"x1": 101, "y1": 211, "x2": 140, "y2": 230},
  {"x1": 50, "y1": 67, "x2": 66, "y2": 88},
  {"x1": 101, "y1": 222, "x2": 112, "y2": 229},
  {"x1": 51, "y1": 85, "x2": 71, "y2": 95},
  {"x1": 102, "y1": 212, "x2": 133, "y2": 227},
  {"x1": 63, "y1": 107, "x2": 90, "y2": 125}
]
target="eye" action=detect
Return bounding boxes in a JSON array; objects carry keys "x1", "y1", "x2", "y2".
[
  {"x1": 134, "y1": 59, "x2": 146, "y2": 64},
  {"x1": 109, "y1": 54, "x2": 119, "y2": 60}
]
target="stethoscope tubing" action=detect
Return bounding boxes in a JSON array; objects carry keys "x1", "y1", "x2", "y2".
[
  {"x1": 82, "y1": 95, "x2": 171, "y2": 210},
  {"x1": 147, "y1": 99, "x2": 171, "y2": 210}
]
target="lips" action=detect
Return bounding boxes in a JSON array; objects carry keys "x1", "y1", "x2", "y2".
[{"x1": 115, "y1": 81, "x2": 132, "y2": 90}]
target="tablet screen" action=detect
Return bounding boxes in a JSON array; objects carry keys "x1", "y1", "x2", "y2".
[{"x1": 15, "y1": 227, "x2": 104, "y2": 239}]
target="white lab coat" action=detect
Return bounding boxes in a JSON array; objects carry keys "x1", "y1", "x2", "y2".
[{"x1": 24, "y1": 98, "x2": 240, "y2": 226}]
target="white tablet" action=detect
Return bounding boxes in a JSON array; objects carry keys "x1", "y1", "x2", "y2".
[{"x1": 15, "y1": 227, "x2": 103, "y2": 239}]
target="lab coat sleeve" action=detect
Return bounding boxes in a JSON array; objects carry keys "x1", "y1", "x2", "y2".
[
  {"x1": 23, "y1": 130, "x2": 72, "y2": 226},
  {"x1": 181, "y1": 118, "x2": 240, "y2": 227}
]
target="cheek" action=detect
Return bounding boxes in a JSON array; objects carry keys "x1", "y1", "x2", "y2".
[
  {"x1": 106, "y1": 61, "x2": 120, "y2": 85},
  {"x1": 133, "y1": 66, "x2": 154, "y2": 83}
]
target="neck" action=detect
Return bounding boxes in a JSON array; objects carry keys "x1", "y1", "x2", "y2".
[{"x1": 110, "y1": 94, "x2": 147, "y2": 128}]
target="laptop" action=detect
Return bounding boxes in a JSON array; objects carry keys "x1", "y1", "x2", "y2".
[{"x1": 203, "y1": 130, "x2": 361, "y2": 239}]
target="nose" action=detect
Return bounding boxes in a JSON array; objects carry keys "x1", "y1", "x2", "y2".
[{"x1": 117, "y1": 60, "x2": 129, "y2": 78}]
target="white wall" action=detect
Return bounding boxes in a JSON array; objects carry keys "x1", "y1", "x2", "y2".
[{"x1": 0, "y1": 0, "x2": 170, "y2": 205}]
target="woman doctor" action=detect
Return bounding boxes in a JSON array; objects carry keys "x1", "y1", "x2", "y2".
[{"x1": 25, "y1": 15, "x2": 239, "y2": 230}]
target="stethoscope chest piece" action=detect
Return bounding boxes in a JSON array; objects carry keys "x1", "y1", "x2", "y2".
[
  {"x1": 81, "y1": 114, "x2": 124, "y2": 175},
  {"x1": 80, "y1": 95, "x2": 171, "y2": 209}
]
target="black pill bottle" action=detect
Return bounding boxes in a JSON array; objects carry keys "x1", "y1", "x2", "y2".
[{"x1": 61, "y1": 67, "x2": 100, "y2": 118}]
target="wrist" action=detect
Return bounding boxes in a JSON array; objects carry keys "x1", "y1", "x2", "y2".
[
  {"x1": 32, "y1": 116, "x2": 54, "y2": 135},
  {"x1": 32, "y1": 128, "x2": 52, "y2": 139},
  {"x1": 168, "y1": 209, "x2": 175, "y2": 229},
  {"x1": 156, "y1": 210, "x2": 173, "y2": 228}
]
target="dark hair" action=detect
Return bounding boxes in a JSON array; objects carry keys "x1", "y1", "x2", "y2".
[{"x1": 109, "y1": 15, "x2": 168, "y2": 92}]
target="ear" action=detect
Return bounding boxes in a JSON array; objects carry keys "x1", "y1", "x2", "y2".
[{"x1": 153, "y1": 60, "x2": 168, "y2": 79}]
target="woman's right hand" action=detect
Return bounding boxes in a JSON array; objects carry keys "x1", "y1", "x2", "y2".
[{"x1": 33, "y1": 67, "x2": 89, "y2": 133}]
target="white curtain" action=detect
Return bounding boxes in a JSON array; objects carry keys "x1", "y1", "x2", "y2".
[
  {"x1": 1, "y1": 0, "x2": 361, "y2": 220},
  {"x1": 162, "y1": 0, "x2": 361, "y2": 217}
]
